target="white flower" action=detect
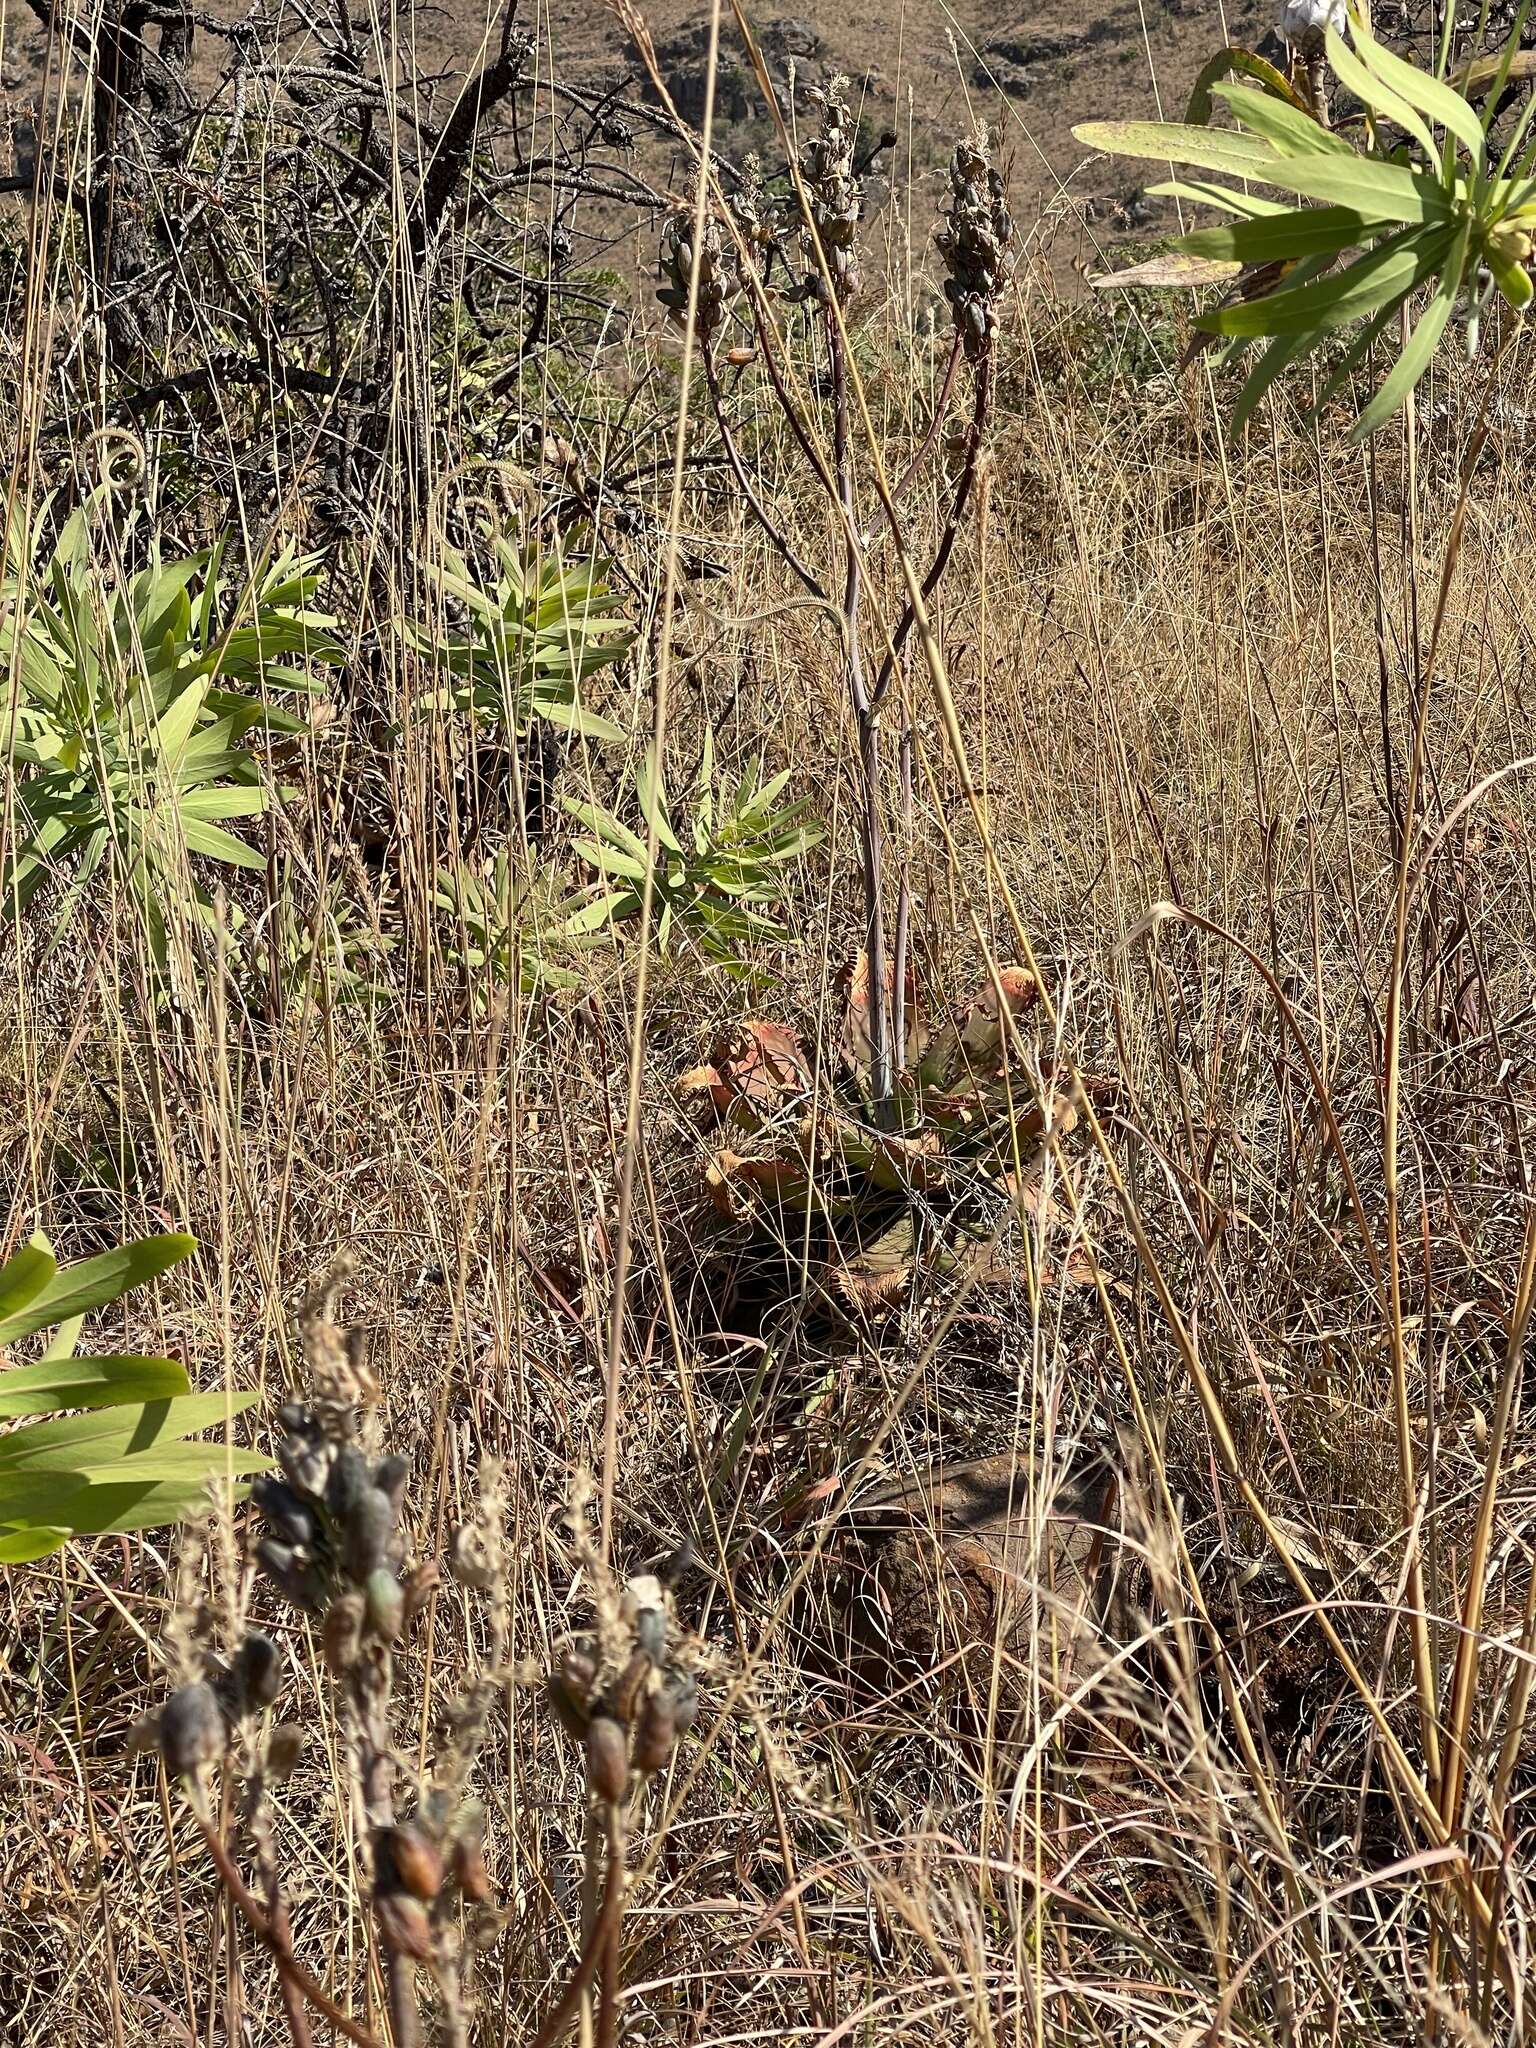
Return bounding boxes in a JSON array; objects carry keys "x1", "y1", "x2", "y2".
[{"x1": 1279, "y1": 0, "x2": 1346, "y2": 41}]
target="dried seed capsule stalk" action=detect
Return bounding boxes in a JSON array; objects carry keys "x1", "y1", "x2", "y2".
[
  {"x1": 797, "y1": 79, "x2": 862, "y2": 303},
  {"x1": 935, "y1": 131, "x2": 1014, "y2": 360}
]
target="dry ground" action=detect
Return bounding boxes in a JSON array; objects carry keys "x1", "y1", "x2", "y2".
[{"x1": 3, "y1": 3, "x2": 1536, "y2": 2044}]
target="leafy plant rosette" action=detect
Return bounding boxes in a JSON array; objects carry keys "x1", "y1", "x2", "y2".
[
  {"x1": 1075, "y1": 6, "x2": 1536, "y2": 438},
  {"x1": 562, "y1": 731, "x2": 825, "y2": 970},
  {"x1": 2, "y1": 501, "x2": 342, "y2": 968},
  {"x1": 409, "y1": 533, "x2": 633, "y2": 744},
  {"x1": 0, "y1": 1231, "x2": 266, "y2": 1563}
]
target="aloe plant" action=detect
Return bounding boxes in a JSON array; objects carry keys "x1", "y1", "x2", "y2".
[
  {"x1": 0, "y1": 1230, "x2": 266, "y2": 1563},
  {"x1": 2, "y1": 504, "x2": 341, "y2": 969},
  {"x1": 1076, "y1": 6, "x2": 1536, "y2": 437}
]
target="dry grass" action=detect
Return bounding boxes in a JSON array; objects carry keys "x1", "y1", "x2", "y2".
[{"x1": 4, "y1": 3, "x2": 1536, "y2": 2043}]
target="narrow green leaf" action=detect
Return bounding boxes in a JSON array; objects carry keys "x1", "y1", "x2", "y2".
[
  {"x1": 634, "y1": 758, "x2": 684, "y2": 856},
  {"x1": 1301, "y1": 300, "x2": 1400, "y2": 421},
  {"x1": 1074, "y1": 119, "x2": 1281, "y2": 181},
  {"x1": 179, "y1": 817, "x2": 267, "y2": 869},
  {"x1": 1227, "y1": 329, "x2": 1315, "y2": 435},
  {"x1": 0, "y1": 1237, "x2": 56, "y2": 1327},
  {"x1": 41, "y1": 1315, "x2": 84, "y2": 1362},
  {"x1": 1349, "y1": 243, "x2": 1464, "y2": 438},
  {"x1": 1331, "y1": 21, "x2": 1486, "y2": 169},
  {"x1": 0, "y1": 1232, "x2": 195, "y2": 1346},
  {"x1": 0, "y1": 1524, "x2": 72, "y2": 1563},
  {"x1": 1252, "y1": 155, "x2": 1457, "y2": 223},
  {"x1": 1209, "y1": 82, "x2": 1353, "y2": 157},
  {"x1": 1201, "y1": 225, "x2": 1453, "y2": 335},
  {"x1": 1179, "y1": 206, "x2": 1367, "y2": 262},
  {"x1": 0, "y1": 1356, "x2": 191, "y2": 1419},
  {"x1": 0, "y1": 1389, "x2": 259, "y2": 1468}
]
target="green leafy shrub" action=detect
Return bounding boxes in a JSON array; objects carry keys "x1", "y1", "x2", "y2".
[
  {"x1": 411, "y1": 536, "x2": 633, "y2": 745},
  {"x1": 432, "y1": 848, "x2": 599, "y2": 1003},
  {"x1": 0, "y1": 1230, "x2": 266, "y2": 1562},
  {"x1": 563, "y1": 735, "x2": 823, "y2": 968},
  {"x1": 1, "y1": 506, "x2": 341, "y2": 969},
  {"x1": 1078, "y1": 10, "x2": 1536, "y2": 437}
]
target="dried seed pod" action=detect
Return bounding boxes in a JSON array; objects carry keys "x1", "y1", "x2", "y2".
[
  {"x1": 403, "y1": 1560, "x2": 440, "y2": 1624},
  {"x1": 373, "y1": 1454, "x2": 410, "y2": 1513},
  {"x1": 256, "y1": 1537, "x2": 325, "y2": 1611},
  {"x1": 251, "y1": 1475, "x2": 319, "y2": 1548},
  {"x1": 343, "y1": 1485, "x2": 396, "y2": 1580},
  {"x1": 159, "y1": 1681, "x2": 226, "y2": 1776},
  {"x1": 452, "y1": 1838, "x2": 493, "y2": 1903},
  {"x1": 632, "y1": 1688, "x2": 677, "y2": 1774},
  {"x1": 325, "y1": 1443, "x2": 370, "y2": 1522},
  {"x1": 586, "y1": 1715, "x2": 629, "y2": 1803},
  {"x1": 448, "y1": 1522, "x2": 497, "y2": 1591},
  {"x1": 276, "y1": 1410, "x2": 334, "y2": 1501},
  {"x1": 561, "y1": 1648, "x2": 597, "y2": 1698},
  {"x1": 234, "y1": 1632, "x2": 284, "y2": 1711},
  {"x1": 375, "y1": 1889, "x2": 434, "y2": 1961},
  {"x1": 364, "y1": 1567, "x2": 405, "y2": 1643},
  {"x1": 610, "y1": 1648, "x2": 652, "y2": 1726},
  {"x1": 381, "y1": 1824, "x2": 444, "y2": 1901},
  {"x1": 266, "y1": 1725, "x2": 306, "y2": 1779},
  {"x1": 547, "y1": 1667, "x2": 591, "y2": 1741},
  {"x1": 323, "y1": 1591, "x2": 366, "y2": 1673}
]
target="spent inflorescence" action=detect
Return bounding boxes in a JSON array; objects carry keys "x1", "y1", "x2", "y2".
[
  {"x1": 546, "y1": 1490, "x2": 701, "y2": 1805},
  {"x1": 657, "y1": 210, "x2": 734, "y2": 340},
  {"x1": 796, "y1": 78, "x2": 863, "y2": 303},
  {"x1": 935, "y1": 132, "x2": 1015, "y2": 359}
]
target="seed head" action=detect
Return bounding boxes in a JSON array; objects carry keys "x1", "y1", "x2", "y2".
[{"x1": 935, "y1": 131, "x2": 1014, "y2": 359}]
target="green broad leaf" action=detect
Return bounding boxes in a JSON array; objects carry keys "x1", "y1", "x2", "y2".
[
  {"x1": 1349, "y1": 235, "x2": 1466, "y2": 438},
  {"x1": 0, "y1": 1389, "x2": 260, "y2": 1468},
  {"x1": 176, "y1": 786, "x2": 267, "y2": 823},
  {"x1": 178, "y1": 817, "x2": 267, "y2": 869},
  {"x1": 561, "y1": 890, "x2": 631, "y2": 936},
  {"x1": 0, "y1": 1238, "x2": 56, "y2": 1327},
  {"x1": 62, "y1": 1443, "x2": 270, "y2": 1487},
  {"x1": 41, "y1": 1315, "x2": 84, "y2": 1362},
  {"x1": 1179, "y1": 206, "x2": 1369, "y2": 263},
  {"x1": 0, "y1": 1355, "x2": 190, "y2": 1419},
  {"x1": 1248, "y1": 155, "x2": 1457, "y2": 223},
  {"x1": 0, "y1": 1523, "x2": 73, "y2": 1563},
  {"x1": 0, "y1": 1233, "x2": 195, "y2": 1347},
  {"x1": 563, "y1": 798, "x2": 650, "y2": 865},
  {"x1": 1200, "y1": 224, "x2": 1453, "y2": 335},
  {"x1": 573, "y1": 841, "x2": 648, "y2": 885},
  {"x1": 1074, "y1": 119, "x2": 1282, "y2": 180},
  {"x1": 534, "y1": 699, "x2": 626, "y2": 744},
  {"x1": 1329, "y1": 22, "x2": 1485, "y2": 171},
  {"x1": 0, "y1": 1474, "x2": 249, "y2": 1541},
  {"x1": 635, "y1": 757, "x2": 683, "y2": 856},
  {"x1": 1209, "y1": 82, "x2": 1352, "y2": 157},
  {"x1": 155, "y1": 676, "x2": 210, "y2": 762}
]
